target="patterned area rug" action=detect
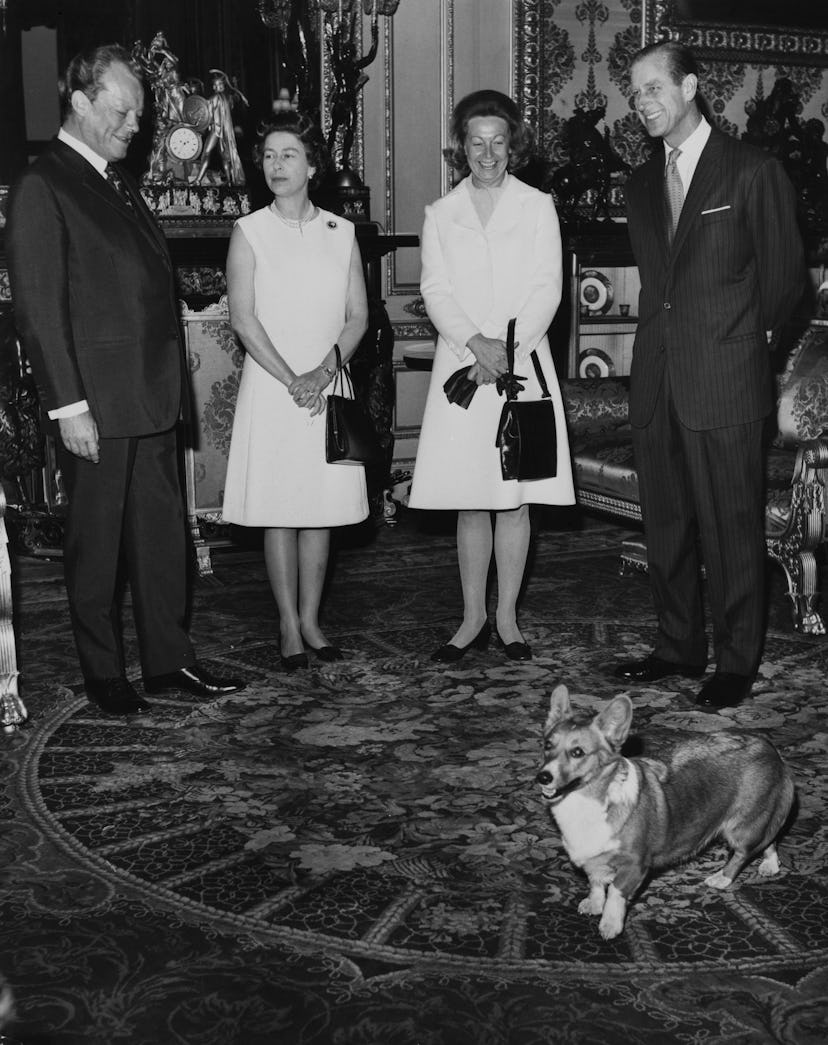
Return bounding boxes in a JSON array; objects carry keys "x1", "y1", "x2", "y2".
[{"x1": 2, "y1": 514, "x2": 828, "y2": 1044}]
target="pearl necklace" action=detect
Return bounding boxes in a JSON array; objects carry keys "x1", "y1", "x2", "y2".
[{"x1": 270, "y1": 201, "x2": 315, "y2": 233}]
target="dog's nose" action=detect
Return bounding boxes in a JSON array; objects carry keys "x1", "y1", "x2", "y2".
[{"x1": 536, "y1": 770, "x2": 553, "y2": 785}]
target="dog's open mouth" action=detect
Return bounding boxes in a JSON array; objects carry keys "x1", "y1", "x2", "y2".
[{"x1": 538, "y1": 777, "x2": 583, "y2": 804}]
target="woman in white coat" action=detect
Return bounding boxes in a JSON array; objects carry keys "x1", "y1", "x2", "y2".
[{"x1": 409, "y1": 90, "x2": 574, "y2": 662}]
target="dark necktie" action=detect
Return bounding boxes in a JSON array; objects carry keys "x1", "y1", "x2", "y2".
[
  {"x1": 664, "y1": 147, "x2": 683, "y2": 241},
  {"x1": 105, "y1": 164, "x2": 134, "y2": 208}
]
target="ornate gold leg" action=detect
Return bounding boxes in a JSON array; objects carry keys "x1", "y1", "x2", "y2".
[
  {"x1": 767, "y1": 442, "x2": 828, "y2": 636},
  {"x1": 0, "y1": 485, "x2": 28, "y2": 734}
]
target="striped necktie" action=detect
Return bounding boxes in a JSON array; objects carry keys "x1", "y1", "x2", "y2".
[
  {"x1": 664, "y1": 148, "x2": 683, "y2": 241},
  {"x1": 105, "y1": 164, "x2": 133, "y2": 208}
]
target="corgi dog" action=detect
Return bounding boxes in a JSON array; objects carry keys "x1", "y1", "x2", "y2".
[{"x1": 535, "y1": 685, "x2": 795, "y2": 940}]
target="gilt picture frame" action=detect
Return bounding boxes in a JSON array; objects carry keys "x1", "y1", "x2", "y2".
[{"x1": 641, "y1": 0, "x2": 828, "y2": 67}]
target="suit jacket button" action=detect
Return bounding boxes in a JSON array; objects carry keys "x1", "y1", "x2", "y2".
[{"x1": 663, "y1": 302, "x2": 671, "y2": 310}]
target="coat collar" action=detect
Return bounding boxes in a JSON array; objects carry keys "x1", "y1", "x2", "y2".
[{"x1": 444, "y1": 173, "x2": 529, "y2": 234}]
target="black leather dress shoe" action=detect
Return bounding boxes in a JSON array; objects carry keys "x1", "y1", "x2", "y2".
[
  {"x1": 613, "y1": 654, "x2": 706, "y2": 683},
  {"x1": 144, "y1": 665, "x2": 244, "y2": 697},
  {"x1": 496, "y1": 632, "x2": 532, "y2": 661},
  {"x1": 432, "y1": 621, "x2": 491, "y2": 663},
  {"x1": 696, "y1": 672, "x2": 753, "y2": 710},
  {"x1": 86, "y1": 677, "x2": 151, "y2": 715}
]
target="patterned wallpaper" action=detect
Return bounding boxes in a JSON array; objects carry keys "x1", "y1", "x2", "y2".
[{"x1": 530, "y1": 0, "x2": 828, "y2": 179}]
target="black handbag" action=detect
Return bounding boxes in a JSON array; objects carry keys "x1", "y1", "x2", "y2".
[
  {"x1": 495, "y1": 318, "x2": 558, "y2": 482},
  {"x1": 325, "y1": 345, "x2": 384, "y2": 466}
]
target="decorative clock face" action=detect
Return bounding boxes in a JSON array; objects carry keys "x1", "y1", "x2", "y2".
[{"x1": 165, "y1": 124, "x2": 203, "y2": 162}]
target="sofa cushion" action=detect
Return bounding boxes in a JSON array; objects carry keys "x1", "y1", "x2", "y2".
[
  {"x1": 572, "y1": 437, "x2": 800, "y2": 534},
  {"x1": 564, "y1": 344, "x2": 825, "y2": 531},
  {"x1": 570, "y1": 429, "x2": 639, "y2": 501},
  {"x1": 562, "y1": 377, "x2": 630, "y2": 437}
]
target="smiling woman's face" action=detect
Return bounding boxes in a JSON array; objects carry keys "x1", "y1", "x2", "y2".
[{"x1": 464, "y1": 115, "x2": 510, "y2": 187}]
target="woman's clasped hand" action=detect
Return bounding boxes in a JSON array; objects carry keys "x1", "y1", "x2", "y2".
[{"x1": 288, "y1": 366, "x2": 333, "y2": 415}]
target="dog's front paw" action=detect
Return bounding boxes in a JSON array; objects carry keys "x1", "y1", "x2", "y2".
[
  {"x1": 597, "y1": 884, "x2": 626, "y2": 939},
  {"x1": 598, "y1": 911, "x2": 624, "y2": 939},
  {"x1": 578, "y1": 893, "x2": 605, "y2": 916},
  {"x1": 704, "y1": 871, "x2": 733, "y2": 890},
  {"x1": 757, "y1": 847, "x2": 780, "y2": 877}
]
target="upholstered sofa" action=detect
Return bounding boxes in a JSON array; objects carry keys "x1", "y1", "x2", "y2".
[{"x1": 560, "y1": 323, "x2": 828, "y2": 635}]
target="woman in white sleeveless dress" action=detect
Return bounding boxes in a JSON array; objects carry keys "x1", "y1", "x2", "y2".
[
  {"x1": 409, "y1": 91, "x2": 575, "y2": 663},
  {"x1": 223, "y1": 113, "x2": 369, "y2": 670}
]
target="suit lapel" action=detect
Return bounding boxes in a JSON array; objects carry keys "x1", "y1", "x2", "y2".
[
  {"x1": 53, "y1": 141, "x2": 171, "y2": 261},
  {"x1": 670, "y1": 131, "x2": 724, "y2": 256},
  {"x1": 81, "y1": 163, "x2": 135, "y2": 220},
  {"x1": 114, "y1": 166, "x2": 172, "y2": 258},
  {"x1": 636, "y1": 153, "x2": 672, "y2": 262},
  {"x1": 95, "y1": 163, "x2": 171, "y2": 258}
]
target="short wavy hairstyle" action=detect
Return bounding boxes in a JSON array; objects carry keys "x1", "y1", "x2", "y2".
[
  {"x1": 442, "y1": 89, "x2": 534, "y2": 175},
  {"x1": 59, "y1": 44, "x2": 142, "y2": 120},
  {"x1": 253, "y1": 112, "x2": 330, "y2": 190}
]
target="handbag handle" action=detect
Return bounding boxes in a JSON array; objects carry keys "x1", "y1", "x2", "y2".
[
  {"x1": 504, "y1": 318, "x2": 551, "y2": 402},
  {"x1": 332, "y1": 343, "x2": 355, "y2": 398}
]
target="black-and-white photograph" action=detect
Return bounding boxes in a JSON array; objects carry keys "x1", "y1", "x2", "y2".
[{"x1": 0, "y1": 3, "x2": 827, "y2": 1043}]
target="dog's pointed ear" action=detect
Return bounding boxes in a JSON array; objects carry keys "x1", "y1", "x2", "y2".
[
  {"x1": 594, "y1": 695, "x2": 633, "y2": 749},
  {"x1": 545, "y1": 685, "x2": 571, "y2": 731}
]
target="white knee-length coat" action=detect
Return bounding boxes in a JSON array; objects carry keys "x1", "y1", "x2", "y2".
[{"x1": 409, "y1": 173, "x2": 575, "y2": 510}]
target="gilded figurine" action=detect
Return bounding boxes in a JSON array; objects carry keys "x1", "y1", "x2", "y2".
[{"x1": 192, "y1": 70, "x2": 249, "y2": 187}]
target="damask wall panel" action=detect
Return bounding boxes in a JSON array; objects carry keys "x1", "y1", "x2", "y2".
[
  {"x1": 180, "y1": 305, "x2": 243, "y2": 524},
  {"x1": 535, "y1": 0, "x2": 642, "y2": 169},
  {"x1": 524, "y1": 0, "x2": 828, "y2": 177}
]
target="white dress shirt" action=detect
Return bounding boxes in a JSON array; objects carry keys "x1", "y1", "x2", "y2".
[{"x1": 665, "y1": 116, "x2": 711, "y2": 194}]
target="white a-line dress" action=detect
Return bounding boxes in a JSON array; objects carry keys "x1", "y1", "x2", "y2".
[
  {"x1": 222, "y1": 206, "x2": 369, "y2": 528},
  {"x1": 408, "y1": 175, "x2": 575, "y2": 510}
]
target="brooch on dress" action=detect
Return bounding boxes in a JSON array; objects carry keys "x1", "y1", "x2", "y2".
[{"x1": 326, "y1": 220, "x2": 338, "y2": 229}]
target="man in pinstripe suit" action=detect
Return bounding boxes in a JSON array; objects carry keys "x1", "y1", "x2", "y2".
[{"x1": 614, "y1": 41, "x2": 806, "y2": 710}]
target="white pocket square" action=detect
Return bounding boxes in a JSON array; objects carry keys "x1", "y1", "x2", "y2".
[{"x1": 701, "y1": 205, "x2": 731, "y2": 215}]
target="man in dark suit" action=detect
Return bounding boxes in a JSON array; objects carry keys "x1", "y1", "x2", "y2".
[
  {"x1": 6, "y1": 44, "x2": 242, "y2": 715},
  {"x1": 616, "y1": 41, "x2": 806, "y2": 710}
]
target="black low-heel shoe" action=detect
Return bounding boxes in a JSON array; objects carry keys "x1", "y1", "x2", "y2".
[
  {"x1": 281, "y1": 652, "x2": 309, "y2": 672},
  {"x1": 496, "y1": 632, "x2": 532, "y2": 661},
  {"x1": 431, "y1": 621, "x2": 491, "y2": 663},
  {"x1": 310, "y1": 645, "x2": 343, "y2": 662}
]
